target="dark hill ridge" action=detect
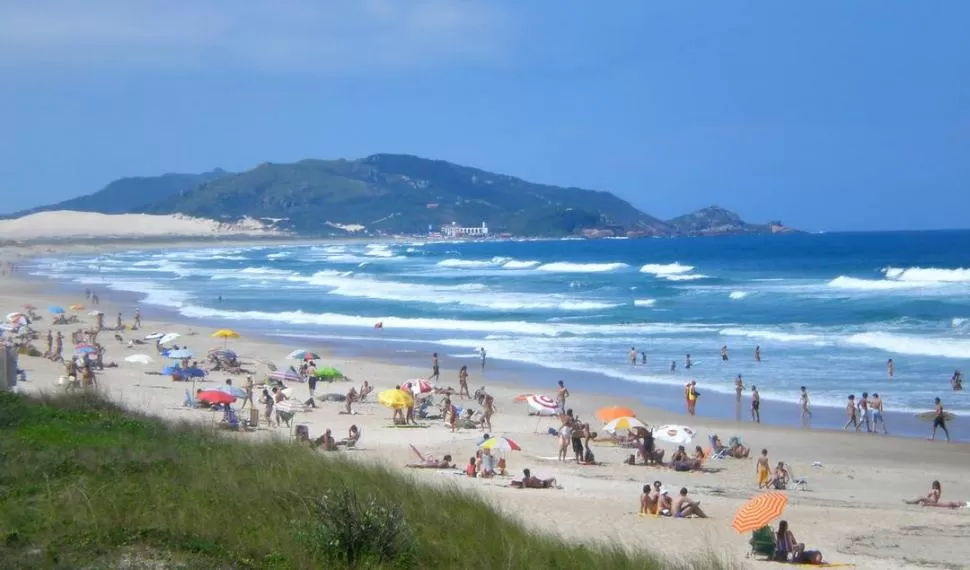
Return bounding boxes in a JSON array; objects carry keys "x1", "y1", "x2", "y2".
[
  {"x1": 666, "y1": 205, "x2": 795, "y2": 235},
  {"x1": 9, "y1": 154, "x2": 795, "y2": 236}
]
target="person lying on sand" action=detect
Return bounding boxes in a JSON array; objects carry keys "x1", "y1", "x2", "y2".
[
  {"x1": 406, "y1": 453, "x2": 454, "y2": 469},
  {"x1": 904, "y1": 480, "x2": 966, "y2": 508},
  {"x1": 510, "y1": 468, "x2": 557, "y2": 489},
  {"x1": 670, "y1": 487, "x2": 707, "y2": 518}
]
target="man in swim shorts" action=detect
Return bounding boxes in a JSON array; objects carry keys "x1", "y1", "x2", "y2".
[
  {"x1": 870, "y1": 393, "x2": 887, "y2": 434},
  {"x1": 930, "y1": 397, "x2": 950, "y2": 442}
]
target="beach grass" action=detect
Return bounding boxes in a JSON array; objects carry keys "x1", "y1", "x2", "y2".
[{"x1": 0, "y1": 391, "x2": 737, "y2": 569}]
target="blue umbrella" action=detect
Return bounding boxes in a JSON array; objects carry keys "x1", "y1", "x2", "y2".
[
  {"x1": 49, "y1": 306, "x2": 65, "y2": 314},
  {"x1": 216, "y1": 385, "x2": 246, "y2": 398},
  {"x1": 74, "y1": 346, "x2": 97, "y2": 355},
  {"x1": 161, "y1": 366, "x2": 181, "y2": 376},
  {"x1": 182, "y1": 367, "x2": 206, "y2": 378},
  {"x1": 167, "y1": 349, "x2": 193, "y2": 359}
]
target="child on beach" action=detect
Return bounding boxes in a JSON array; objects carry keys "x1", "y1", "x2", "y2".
[
  {"x1": 843, "y1": 395, "x2": 858, "y2": 430},
  {"x1": 751, "y1": 386, "x2": 761, "y2": 423},
  {"x1": 757, "y1": 449, "x2": 770, "y2": 488}
]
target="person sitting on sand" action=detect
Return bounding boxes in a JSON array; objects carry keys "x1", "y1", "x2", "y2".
[
  {"x1": 344, "y1": 387, "x2": 358, "y2": 415},
  {"x1": 651, "y1": 481, "x2": 672, "y2": 515},
  {"x1": 671, "y1": 445, "x2": 700, "y2": 471},
  {"x1": 671, "y1": 487, "x2": 707, "y2": 518},
  {"x1": 337, "y1": 425, "x2": 360, "y2": 447},
  {"x1": 406, "y1": 453, "x2": 454, "y2": 469},
  {"x1": 768, "y1": 462, "x2": 791, "y2": 490},
  {"x1": 512, "y1": 468, "x2": 557, "y2": 489},
  {"x1": 727, "y1": 435, "x2": 750, "y2": 458},
  {"x1": 358, "y1": 380, "x2": 373, "y2": 401},
  {"x1": 904, "y1": 480, "x2": 966, "y2": 508},
  {"x1": 640, "y1": 484, "x2": 655, "y2": 516},
  {"x1": 773, "y1": 520, "x2": 823, "y2": 563},
  {"x1": 312, "y1": 429, "x2": 338, "y2": 452}
]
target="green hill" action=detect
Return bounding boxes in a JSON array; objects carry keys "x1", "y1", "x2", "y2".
[
  {"x1": 0, "y1": 391, "x2": 733, "y2": 569},
  {"x1": 666, "y1": 205, "x2": 795, "y2": 236},
  {"x1": 143, "y1": 154, "x2": 669, "y2": 236}
]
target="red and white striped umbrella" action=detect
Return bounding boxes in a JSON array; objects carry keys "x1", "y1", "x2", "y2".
[
  {"x1": 526, "y1": 394, "x2": 558, "y2": 415},
  {"x1": 401, "y1": 378, "x2": 434, "y2": 395}
]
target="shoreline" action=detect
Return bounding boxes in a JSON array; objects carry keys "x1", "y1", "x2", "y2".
[
  {"x1": 14, "y1": 240, "x2": 965, "y2": 442},
  {"x1": 3, "y1": 240, "x2": 970, "y2": 569}
]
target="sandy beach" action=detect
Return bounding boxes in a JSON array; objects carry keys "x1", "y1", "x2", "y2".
[{"x1": 3, "y1": 241, "x2": 970, "y2": 570}]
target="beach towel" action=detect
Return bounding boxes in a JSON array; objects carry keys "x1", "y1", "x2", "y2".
[{"x1": 384, "y1": 424, "x2": 430, "y2": 429}]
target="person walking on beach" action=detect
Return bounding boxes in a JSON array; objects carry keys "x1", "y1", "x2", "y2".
[
  {"x1": 458, "y1": 365, "x2": 470, "y2": 400},
  {"x1": 756, "y1": 449, "x2": 770, "y2": 488},
  {"x1": 430, "y1": 353, "x2": 440, "y2": 381},
  {"x1": 629, "y1": 347, "x2": 638, "y2": 366},
  {"x1": 133, "y1": 308, "x2": 141, "y2": 329},
  {"x1": 735, "y1": 375, "x2": 745, "y2": 403},
  {"x1": 754, "y1": 345, "x2": 761, "y2": 362},
  {"x1": 858, "y1": 392, "x2": 872, "y2": 433},
  {"x1": 556, "y1": 380, "x2": 570, "y2": 414},
  {"x1": 887, "y1": 358, "x2": 895, "y2": 378},
  {"x1": 870, "y1": 393, "x2": 887, "y2": 434},
  {"x1": 241, "y1": 376, "x2": 255, "y2": 410},
  {"x1": 687, "y1": 380, "x2": 699, "y2": 416},
  {"x1": 929, "y1": 397, "x2": 950, "y2": 442},
  {"x1": 479, "y1": 347, "x2": 486, "y2": 371},
  {"x1": 800, "y1": 386, "x2": 812, "y2": 426},
  {"x1": 843, "y1": 395, "x2": 858, "y2": 431},
  {"x1": 751, "y1": 385, "x2": 761, "y2": 423}
]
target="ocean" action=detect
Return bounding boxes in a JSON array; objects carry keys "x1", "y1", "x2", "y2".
[{"x1": 28, "y1": 231, "x2": 970, "y2": 432}]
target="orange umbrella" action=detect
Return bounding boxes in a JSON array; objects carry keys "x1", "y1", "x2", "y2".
[
  {"x1": 513, "y1": 394, "x2": 532, "y2": 402},
  {"x1": 69, "y1": 304, "x2": 85, "y2": 311},
  {"x1": 596, "y1": 406, "x2": 636, "y2": 422},
  {"x1": 732, "y1": 492, "x2": 788, "y2": 534}
]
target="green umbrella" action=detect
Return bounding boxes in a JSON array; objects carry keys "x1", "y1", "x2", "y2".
[{"x1": 313, "y1": 366, "x2": 344, "y2": 380}]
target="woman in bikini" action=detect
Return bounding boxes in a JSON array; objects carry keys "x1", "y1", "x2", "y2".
[
  {"x1": 905, "y1": 480, "x2": 966, "y2": 508},
  {"x1": 458, "y1": 365, "x2": 470, "y2": 399}
]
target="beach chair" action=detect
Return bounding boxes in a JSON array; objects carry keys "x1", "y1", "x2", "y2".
[
  {"x1": 784, "y1": 463, "x2": 808, "y2": 491},
  {"x1": 346, "y1": 426, "x2": 362, "y2": 449},
  {"x1": 749, "y1": 525, "x2": 775, "y2": 559},
  {"x1": 221, "y1": 407, "x2": 241, "y2": 430},
  {"x1": 708, "y1": 434, "x2": 730, "y2": 460}
]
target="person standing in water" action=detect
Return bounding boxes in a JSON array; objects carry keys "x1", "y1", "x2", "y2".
[
  {"x1": 800, "y1": 386, "x2": 812, "y2": 426},
  {"x1": 720, "y1": 346, "x2": 729, "y2": 361},
  {"x1": 480, "y1": 347, "x2": 486, "y2": 371},
  {"x1": 640, "y1": 350, "x2": 647, "y2": 365},
  {"x1": 754, "y1": 345, "x2": 761, "y2": 362},
  {"x1": 735, "y1": 375, "x2": 744, "y2": 403},
  {"x1": 751, "y1": 386, "x2": 761, "y2": 423},
  {"x1": 929, "y1": 397, "x2": 950, "y2": 443},
  {"x1": 870, "y1": 393, "x2": 887, "y2": 434},
  {"x1": 685, "y1": 354, "x2": 692, "y2": 370},
  {"x1": 670, "y1": 360, "x2": 677, "y2": 372},
  {"x1": 430, "y1": 353, "x2": 440, "y2": 381},
  {"x1": 887, "y1": 358, "x2": 895, "y2": 378},
  {"x1": 951, "y1": 370, "x2": 963, "y2": 391},
  {"x1": 629, "y1": 347, "x2": 638, "y2": 366}
]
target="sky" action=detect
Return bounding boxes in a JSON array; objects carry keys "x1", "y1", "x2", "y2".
[{"x1": 1, "y1": 1, "x2": 968, "y2": 231}]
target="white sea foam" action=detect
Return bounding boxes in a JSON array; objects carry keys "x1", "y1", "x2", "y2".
[
  {"x1": 75, "y1": 277, "x2": 189, "y2": 308},
  {"x1": 639, "y1": 262, "x2": 694, "y2": 275},
  {"x1": 883, "y1": 266, "x2": 970, "y2": 283},
  {"x1": 634, "y1": 299, "x2": 656, "y2": 307},
  {"x1": 536, "y1": 262, "x2": 629, "y2": 273},
  {"x1": 502, "y1": 260, "x2": 540, "y2": 269},
  {"x1": 846, "y1": 332, "x2": 970, "y2": 359},
  {"x1": 953, "y1": 318, "x2": 968, "y2": 328},
  {"x1": 728, "y1": 291, "x2": 749, "y2": 300},
  {"x1": 827, "y1": 276, "x2": 935, "y2": 291},
  {"x1": 719, "y1": 327, "x2": 825, "y2": 343},
  {"x1": 660, "y1": 274, "x2": 708, "y2": 281},
  {"x1": 436, "y1": 259, "x2": 497, "y2": 269}
]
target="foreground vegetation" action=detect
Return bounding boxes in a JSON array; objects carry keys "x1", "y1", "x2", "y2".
[{"x1": 0, "y1": 391, "x2": 735, "y2": 569}]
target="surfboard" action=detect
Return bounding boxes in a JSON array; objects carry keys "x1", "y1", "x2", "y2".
[{"x1": 916, "y1": 411, "x2": 955, "y2": 422}]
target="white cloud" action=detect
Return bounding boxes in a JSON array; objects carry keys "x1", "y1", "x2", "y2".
[{"x1": 0, "y1": 0, "x2": 510, "y2": 71}]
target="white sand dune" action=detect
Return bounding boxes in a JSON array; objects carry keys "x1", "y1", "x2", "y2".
[{"x1": 0, "y1": 210, "x2": 285, "y2": 240}]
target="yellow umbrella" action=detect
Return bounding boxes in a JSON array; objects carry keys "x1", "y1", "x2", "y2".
[
  {"x1": 211, "y1": 328, "x2": 241, "y2": 346},
  {"x1": 378, "y1": 389, "x2": 414, "y2": 410},
  {"x1": 603, "y1": 416, "x2": 646, "y2": 432}
]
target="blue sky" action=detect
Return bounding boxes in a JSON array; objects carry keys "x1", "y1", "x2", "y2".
[{"x1": 1, "y1": 1, "x2": 967, "y2": 231}]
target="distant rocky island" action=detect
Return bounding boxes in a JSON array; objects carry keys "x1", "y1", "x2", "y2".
[{"x1": 9, "y1": 154, "x2": 796, "y2": 237}]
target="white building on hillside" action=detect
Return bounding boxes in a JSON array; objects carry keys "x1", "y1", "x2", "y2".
[{"x1": 441, "y1": 221, "x2": 488, "y2": 238}]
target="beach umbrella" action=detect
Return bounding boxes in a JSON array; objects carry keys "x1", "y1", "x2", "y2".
[
  {"x1": 198, "y1": 390, "x2": 235, "y2": 406},
  {"x1": 269, "y1": 369, "x2": 302, "y2": 383},
  {"x1": 208, "y1": 348, "x2": 237, "y2": 359},
  {"x1": 653, "y1": 424, "x2": 697, "y2": 445},
  {"x1": 74, "y1": 346, "x2": 97, "y2": 355},
  {"x1": 513, "y1": 393, "x2": 532, "y2": 402},
  {"x1": 70, "y1": 304, "x2": 85, "y2": 311},
  {"x1": 596, "y1": 406, "x2": 636, "y2": 422},
  {"x1": 401, "y1": 378, "x2": 434, "y2": 395},
  {"x1": 313, "y1": 366, "x2": 344, "y2": 380},
  {"x1": 22, "y1": 304, "x2": 37, "y2": 311},
  {"x1": 603, "y1": 416, "x2": 647, "y2": 433},
  {"x1": 211, "y1": 329, "x2": 240, "y2": 346},
  {"x1": 287, "y1": 349, "x2": 321, "y2": 361},
  {"x1": 732, "y1": 492, "x2": 789, "y2": 534},
  {"x1": 75, "y1": 342, "x2": 97, "y2": 350},
  {"x1": 216, "y1": 385, "x2": 247, "y2": 399},
  {"x1": 479, "y1": 436, "x2": 522, "y2": 452},
  {"x1": 378, "y1": 389, "x2": 414, "y2": 410},
  {"x1": 124, "y1": 354, "x2": 154, "y2": 365},
  {"x1": 143, "y1": 332, "x2": 164, "y2": 340},
  {"x1": 181, "y1": 367, "x2": 206, "y2": 378},
  {"x1": 526, "y1": 394, "x2": 558, "y2": 416},
  {"x1": 166, "y1": 348, "x2": 193, "y2": 359},
  {"x1": 275, "y1": 399, "x2": 311, "y2": 414},
  {"x1": 88, "y1": 310, "x2": 104, "y2": 317},
  {"x1": 6, "y1": 312, "x2": 25, "y2": 322},
  {"x1": 49, "y1": 306, "x2": 65, "y2": 314},
  {"x1": 158, "y1": 332, "x2": 180, "y2": 345}
]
